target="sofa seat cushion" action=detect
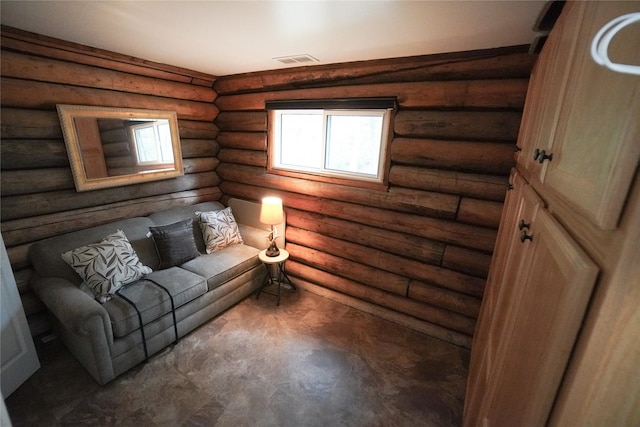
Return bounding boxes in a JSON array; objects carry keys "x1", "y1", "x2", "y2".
[
  {"x1": 104, "y1": 267, "x2": 207, "y2": 338},
  {"x1": 180, "y1": 243, "x2": 261, "y2": 291}
]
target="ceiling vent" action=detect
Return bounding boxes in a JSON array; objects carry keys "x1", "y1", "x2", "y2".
[{"x1": 273, "y1": 54, "x2": 319, "y2": 65}]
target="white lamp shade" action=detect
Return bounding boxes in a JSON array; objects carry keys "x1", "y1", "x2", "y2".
[{"x1": 260, "y1": 197, "x2": 283, "y2": 225}]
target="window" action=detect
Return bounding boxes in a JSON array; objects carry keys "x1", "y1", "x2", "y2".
[
  {"x1": 267, "y1": 98, "x2": 395, "y2": 188},
  {"x1": 130, "y1": 120, "x2": 174, "y2": 165}
]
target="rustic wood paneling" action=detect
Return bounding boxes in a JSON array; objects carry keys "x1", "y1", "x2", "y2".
[
  {"x1": 391, "y1": 138, "x2": 515, "y2": 174},
  {"x1": 214, "y1": 46, "x2": 534, "y2": 94},
  {"x1": 394, "y1": 110, "x2": 522, "y2": 141},
  {"x1": 214, "y1": 46, "x2": 531, "y2": 346},
  {"x1": 215, "y1": 79, "x2": 528, "y2": 111},
  {"x1": 1, "y1": 50, "x2": 217, "y2": 102},
  {"x1": 286, "y1": 208, "x2": 446, "y2": 265},
  {"x1": 389, "y1": 166, "x2": 508, "y2": 202},
  {"x1": 1, "y1": 26, "x2": 216, "y2": 86},
  {"x1": 1, "y1": 172, "x2": 220, "y2": 221},
  {"x1": 216, "y1": 132, "x2": 265, "y2": 150},
  {"x1": 1, "y1": 77, "x2": 218, "y2": 121},
  {"x1": 218, "y1": 181, "x2": 496, "y2": 252},
  {"x1": 217, "y1": 163, "x2": 461, "y2": 218},
  {"x1": 1, "y1": 187, "x2": 222, "y2": 247},
  {"x1": 0, "y1": 31, "x2": 219, "y2": 335}
]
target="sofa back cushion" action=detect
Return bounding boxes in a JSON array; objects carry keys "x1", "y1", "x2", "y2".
[{"x1": 30, "y1": 217, "x2": 157, "y2": 284}]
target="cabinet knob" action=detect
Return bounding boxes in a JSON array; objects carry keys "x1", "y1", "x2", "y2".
[
  {"x1": 518, "y1": 219, "x2": 530, "y2": 230},
  {"x1": 515, "y1": 145, "x2": 522, "y2": 152},
  {"x1": 534, "y1": 148, "x2": 553, "y2": 164},
  {"x1": 520, "y1": 230, "x2": 533, "y2": 242}
]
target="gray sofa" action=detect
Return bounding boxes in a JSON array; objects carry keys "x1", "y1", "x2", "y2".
[{"x1": 29, "y1": 198, "x2": 283, "y2": 385}]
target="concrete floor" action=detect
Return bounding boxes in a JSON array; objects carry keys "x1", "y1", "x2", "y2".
[{"x1": 5, "y1": 288, "x2": 470, "y2": 426}]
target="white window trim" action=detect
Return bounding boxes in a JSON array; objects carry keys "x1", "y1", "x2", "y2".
[{"x1": 269, "y1": 108, "x2": 393, "y2": 185}]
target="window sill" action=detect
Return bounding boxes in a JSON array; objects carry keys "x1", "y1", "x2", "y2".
[{"x1": 267, "y1": 168, "x2": 389, "y2": 192}]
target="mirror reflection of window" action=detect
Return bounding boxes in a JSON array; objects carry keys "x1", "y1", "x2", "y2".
[
  {"x1": 57, "y1": 104, "x2": 184, "y2": 191},
  {"x1": 131, "y1": 120, "x2": 174, "y2": 165}
]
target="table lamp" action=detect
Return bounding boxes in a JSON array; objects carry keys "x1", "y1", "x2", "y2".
[{"x1": 260, "y1": 196, "x2": 283, "y2": 257}]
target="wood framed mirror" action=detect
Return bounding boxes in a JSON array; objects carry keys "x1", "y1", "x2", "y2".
[{"x1": 57, "y1": 104, "x2": 184, "y2": 192}]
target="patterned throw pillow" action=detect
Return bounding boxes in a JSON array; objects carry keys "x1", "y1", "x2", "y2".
[
  {"x1": 61, "y1": 230, "x2": 152, "y2": 302},
  {"x1": 196, "y1": 207, "x2": 243, "y2": 254}
]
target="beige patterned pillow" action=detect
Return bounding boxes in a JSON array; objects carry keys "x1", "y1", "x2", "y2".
[
  {"x1": 61, "y1": 230, "x2": 152, "y2": 302},
  {"x1": 196, "y1": 207, "x2": 243, "y2": 254}
]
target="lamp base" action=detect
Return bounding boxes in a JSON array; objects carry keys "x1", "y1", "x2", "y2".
[{"x1": 265, "y1": 240, "x2": 280, "y2": 257}]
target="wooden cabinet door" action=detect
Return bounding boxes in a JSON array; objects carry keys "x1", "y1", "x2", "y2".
[
  {"x1": 464, "y1": 170, "x2": 523, "y2": 424},
  {"x1": 464, "y1": 178, "x2": 544, "y2": 426},
  {"x1": 541, "y1": 1, "x2": 640, "y2": 230},
  {"x1": 516, "y1": 1, "x2": 584, "y2": 179},
  {"x1": 481, "y1": 204, "x2": 598, "y2": 426}
]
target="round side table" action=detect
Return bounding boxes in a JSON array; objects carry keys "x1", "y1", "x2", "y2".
[{"x1": 256, "y1": 248, "x2": 295, "y2": 306}]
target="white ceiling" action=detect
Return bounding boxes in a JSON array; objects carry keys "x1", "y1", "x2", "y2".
[{"x1": 1, "y1": 1, "x2": 546, "y2": 77}]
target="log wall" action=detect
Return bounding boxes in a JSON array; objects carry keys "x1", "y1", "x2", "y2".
[
  {"x1": 0, "y1": 27, "x2": 220, "y2": 335},
  {"x1": 214, "y1": 46, "x2": 534, "y2": 347}
]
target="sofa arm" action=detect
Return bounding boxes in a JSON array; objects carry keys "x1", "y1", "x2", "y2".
[
  {"x1": 228, "y1": 197, "x2": 285, "y2": 248},
  {"x1": 238, "y1": 224, "x2": 269, "y2": 251},
  {"x1": 30, "y1": 276, "x2": 113, "y2": 344}
]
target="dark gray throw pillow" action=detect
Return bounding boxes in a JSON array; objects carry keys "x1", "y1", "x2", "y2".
[{"x1": 149, "y1": 218, "x2": 200, "y2": 269}]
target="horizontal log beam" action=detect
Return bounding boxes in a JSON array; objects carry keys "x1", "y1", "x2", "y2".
[
  {"x1": 217, "y1": 163, "x2": 460, "y2": 218},
  {"x1": 1, "y1": 172, "x2": 219, "y2": 220},
  {"x1": 221, "y1": 181, "x2": 496, "y2": 252},
  {"x1": 1, "y1": 51, "x2": 217, "y2": 102},
  {"x1": 178, "y1": 120, "x2": 219, "y2": 140},
  {"x1": 286, "y1": 208, "x2": 445, "y2": 264},
  {"x1": 216, "y1": 79, "x2": 528, "y2": 111},
  {"x1": 1, "y1": 167, "x2": 74, "y2": 196},
  {"x1": 214, "y1": 46, "x2": 533, "y2": 94},
  {"x1": 216, "y1": 110, "x2": 522, "y2": 143},
  {"x1": 1, "y1": 77, "x2": 218, "y2": 122},
  {"x1": 181, "y1": 139, "x2": 219, "y2": 158},
  {"x1": 287, "y1": 227, "x2": 485, "y2": 297},
  {"x1": 287, "y1": 260, "x2": 476, "y2": 336},
  {"x1": 1, "y1": 187, "x2": 222, "y2": 247},
  {"x1": 442, "y1": 246, "x2": 492, "y2": 279},
  {"x1": 102, "y1": 142, "x2": 131, "y2": 157},
  {"x1": 218, "y1": 148, "x2": 266, "y2": 167},
  {"x1": 0, "y1": 108, "x2": 62, "y2": 139},
  {"x1": 216, "y1": 111, "x2": 266, "y2": 132},
  {"x1": 1, "y1": 139, "x2": 69, "y2": 169},
  {"x1": 104, "y1": 155, "x2": 133, "y2": 169},
  {"x1": 390, "y1": 137, "x2": 515, "y2": 174},
  {"x1": 457, "y1": 198, "x2": 504, "y2": 229},
  {"x1": 407, "y1": 280, "x2": 481, "y2": 318},
  {"x1": 216, "y1": 132, "x2": 266, "y2": 150},
  {"x1": 0, "y1": 138, "x2": 217, "y2": 169},
  {"x1": 2, "y1": 26, "x2": 217, "y2": 85},
  {"x1": 1, "y1": 108, "x2": 217, "y2": 140},
  {"x1": 183, "y1": 157, "x2": 220, "y2": 174},
  {"x1": 394, "y1": 110, "x2": 522, "y2": 141},
  {"x1": 291, "y1": 277, "x2": 472, "y2": 347},
  {"x1": 389, "y1": 165, "x2": 508, "y2": 202},
  {"x1": 287, "y1": 242, "x2": 409, "y2": 296}
]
